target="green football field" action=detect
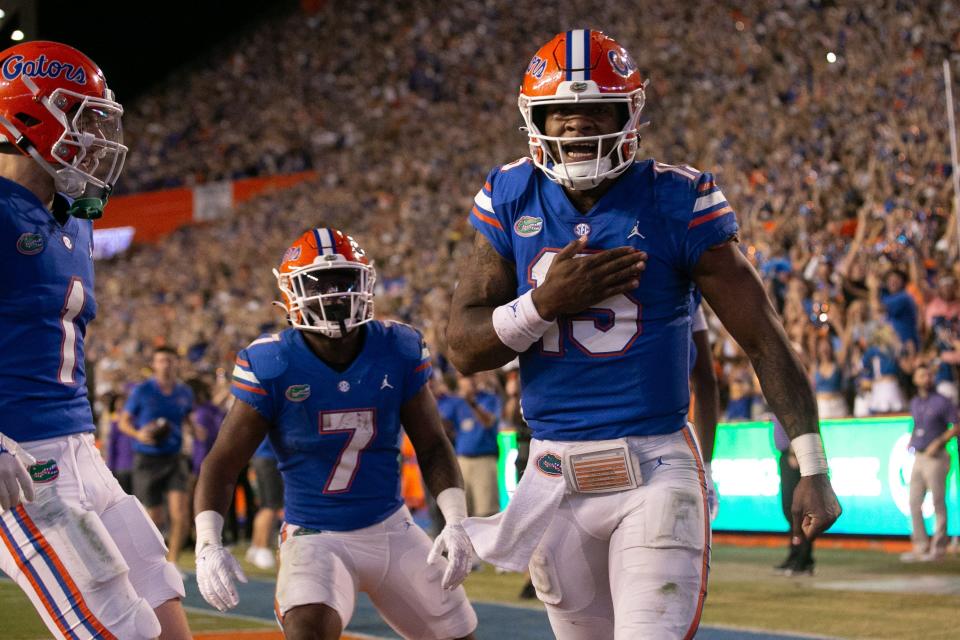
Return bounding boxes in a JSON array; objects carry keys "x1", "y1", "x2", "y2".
[{"x1": 3, "y1": 542, "x2": 960, "y2": 639}]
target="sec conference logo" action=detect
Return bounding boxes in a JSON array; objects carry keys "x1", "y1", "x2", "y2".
[{"x1": 574, "y1": 223, "x2": 590, "y2": 237}]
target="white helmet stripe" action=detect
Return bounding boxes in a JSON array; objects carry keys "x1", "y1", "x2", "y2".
[
  {"x1": 315, "y1": 228, "x2": 335, "y2": 255},
  {"x1": 568, "y1": 29, "x2": 587, "y2": 81}
]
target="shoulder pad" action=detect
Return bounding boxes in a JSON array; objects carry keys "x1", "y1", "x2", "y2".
[
  {"x1": 243, "y1": 332, "x2": 289, "y2": 380},
  {"x1": 651, "y1": 161, "x2": 711, "y2": 223},
  {"x1": 489, "y1": 158, "x2": 536, "y2": 208},
  {"x1": 379, "y1": 320, "x2": 425, "y2": 362}
]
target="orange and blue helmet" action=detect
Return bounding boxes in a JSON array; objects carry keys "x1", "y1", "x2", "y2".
[
  {"x1": 518, "y1": 30, "x2": 646, "y2": 190},
  {"x1": 274, "y1": 228, "x2": 376, "y2": 338},
  {"x1": 0, "y1": 41, "x2": 126, "y2": 217}
]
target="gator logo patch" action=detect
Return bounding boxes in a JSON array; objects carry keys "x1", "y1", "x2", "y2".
[
  {"x1": 536, "y1": 452, "x2": 562, "y2": 477},
  {"x1": 514, "y1": 216, "x2": 543, "y2": 238},
  {"x1": 16, "y1": 232, "x2": 44, "y2": 255},
  {"x1": 28, "y1": 459, "x2": 59, "y2": 484},
  {"x1": 285, "y1": 384, "x2": 311, "y2": 402}
]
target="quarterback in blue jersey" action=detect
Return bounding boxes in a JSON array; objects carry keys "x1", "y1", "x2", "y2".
[
  {"x1": 194, "y1": 228, "x2": 477, "y2": 640},
  {"x1": 0, "y1": 41, "x2": 190, "y2": 639},
  {"x1": 446, "y1": 30, "x2": 841, "y2": 639}
]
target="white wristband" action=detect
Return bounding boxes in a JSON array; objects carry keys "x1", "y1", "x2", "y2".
[
  {"x1": 792, "y1": 433, "x2": 829, "y2": 477},
  {"x1": 492, "y1": 290, "x2": 554, "y2": 353},
  {"x1": 436, "y1": 487, "x2": 468, "y2": 526},
  {"x1": 195, "y1": 510, "x2": 225, "y2": 549}
]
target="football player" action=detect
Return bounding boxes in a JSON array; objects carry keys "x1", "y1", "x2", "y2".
[
  {"x1": 193, "y1": 228, "x2": 478, "y2": 640},
  {"x1": 0, "y1": 42, "x2": 190, "y2": 639},
  {"x1": 446, "y1": 30, "x2": 841, "y2": 639}
]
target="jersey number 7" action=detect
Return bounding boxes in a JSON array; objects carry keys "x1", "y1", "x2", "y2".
[
  {"x1": 529, "y1": 250, "x2": 642, "y2": 356},
  {"x1": 319, "y1": 409, "x2": 377, "y2": 493}
]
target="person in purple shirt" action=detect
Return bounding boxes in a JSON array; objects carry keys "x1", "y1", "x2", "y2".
[
  {"x1": 189, "y1": 378, "x2": 226, "y2": 476},
  {"x1": 903, "y1": 365, "x2": 959, "y2": 562},
  {"x1": 102, "y1": 390, "x2": 136, "y2": 494}
]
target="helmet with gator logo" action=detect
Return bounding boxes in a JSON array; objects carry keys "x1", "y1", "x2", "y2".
[
  {"x1": 518, "y1": 29, "x2": 646, "y2": 191},
  {"x1": 0, "y1": 40, "x2": 127, "y2": 218},
  {"x1": 274, "y1": 228, "x2": 376, "y2": 338}
]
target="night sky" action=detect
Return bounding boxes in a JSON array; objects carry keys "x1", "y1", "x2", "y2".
[{"x1": 30, "y1": 0, "x2": 295, "y2": 100}]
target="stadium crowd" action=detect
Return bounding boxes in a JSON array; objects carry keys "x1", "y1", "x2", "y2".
[{"x1": 89, "y1": 0, "x2": 960, "y2": 501}]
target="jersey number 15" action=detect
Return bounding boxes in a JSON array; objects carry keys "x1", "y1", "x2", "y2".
[{"x1": 529, "y1": 250, "x2": 642, "y2": 356}]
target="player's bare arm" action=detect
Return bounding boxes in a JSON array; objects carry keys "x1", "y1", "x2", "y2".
[
  {"x1": 193, "y1": 399, "x2": 268, "y2": 611},
  {"x1": 195, "y1": 399, "x2": 270, "y2": 515},
  {"x1": 401, "y1": 383, "x2": 476, "y2": 594},
  {"x1": 401, "y1": 384, "x2": 464, "y2": 498},
  {"x1": 694, "y1": 241, "x2": 841, "y2": 539},
  {"x1": 447, "y1": 231, "x2": 647, "y2": 373},
  {"x1": 446, "y1": 232, "x2": 522, "y2": 373},
  {"x1": 691, "y1": 329, "x2": 719, "y2": 463}
]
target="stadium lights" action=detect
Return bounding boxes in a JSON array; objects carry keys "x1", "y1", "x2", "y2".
[
  {"x1": 10, "y1": 30, "x2": 24, "y2": 41},
  {"x1": 826, "y1": 51, "x2": 837, "y2": 64},
  {"x1": 0, "y1": 9, "x2": 6, "y2": 19}
]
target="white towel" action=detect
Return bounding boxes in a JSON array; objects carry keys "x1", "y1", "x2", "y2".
[{"x1": 462, "y1": 441, "x2": 566, "y2": 572}]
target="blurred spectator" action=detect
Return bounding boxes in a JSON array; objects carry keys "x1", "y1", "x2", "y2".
[
  {"x1": 186, "y1": 375, "x2": 227, "y2": 539},
  {"x1": 445, "y1": 372, "x2": 502, "y2": 518},
  {"x1": 725, "y1": 357, "x2": 758, "y2": 421},
  {"x1": 100, "y1": 389, "x2": 135, "y2": 494},
  {"x1": 246, "y1": 438, "x2": 284, "y2": 570},
  {"x1": 871, "y1": 267, "x2": 920, "y2": 351},
  {"x1": 119, "y1": 346, "x2": 195, "y2": 564},
  {"x1": 902, "y1": 366, "x2": 958, "y2": 562},
  {"x1": 813, "y1": 337, "x2": 847, "y2": 419},
  {"x1": 188, "y1": 375, "x2": 227, "y2": 478},
  {"x1": 859, "y1": 324, "x2": 907, "y2": 415}
]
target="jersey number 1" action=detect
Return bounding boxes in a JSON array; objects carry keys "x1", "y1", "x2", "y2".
[
  {"x1": 319, "y1": 409, "x2": 377, "y2": 493},
  {"x1": 529, "y1": 250, "x2": 641, "y2": 356},
  {"x1": 59, "y1": 278, "x2": 86, "y2": 385}
]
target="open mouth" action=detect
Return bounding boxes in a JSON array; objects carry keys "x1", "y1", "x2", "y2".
[{"x1": 561, "y1": 141, "x2": 598, "y2": 161}]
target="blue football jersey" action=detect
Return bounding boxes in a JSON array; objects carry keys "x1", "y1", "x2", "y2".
[
  {"x1": 0, "y1": 178, "x2": 97, "y2": 442},
  {"x1": 230, "y1": 321, "x2": 433, "y2": 531},
  {"x1": 469, "y1": 158, "x2": 738, "y2": 441}
]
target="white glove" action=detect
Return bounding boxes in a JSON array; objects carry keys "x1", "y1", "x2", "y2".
[
  {"x1": 195, "y1": 511, "x2": 247, "y2": 611},
  {"x1": 427, "y1": 487, "x2": 475, "y2": 590},
  {"x1": 704, "y1": 462, "x2": 719, "y2": 522},
  {"x1": 0, "y1": 433, "x2": 36, "y2": 511}
]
